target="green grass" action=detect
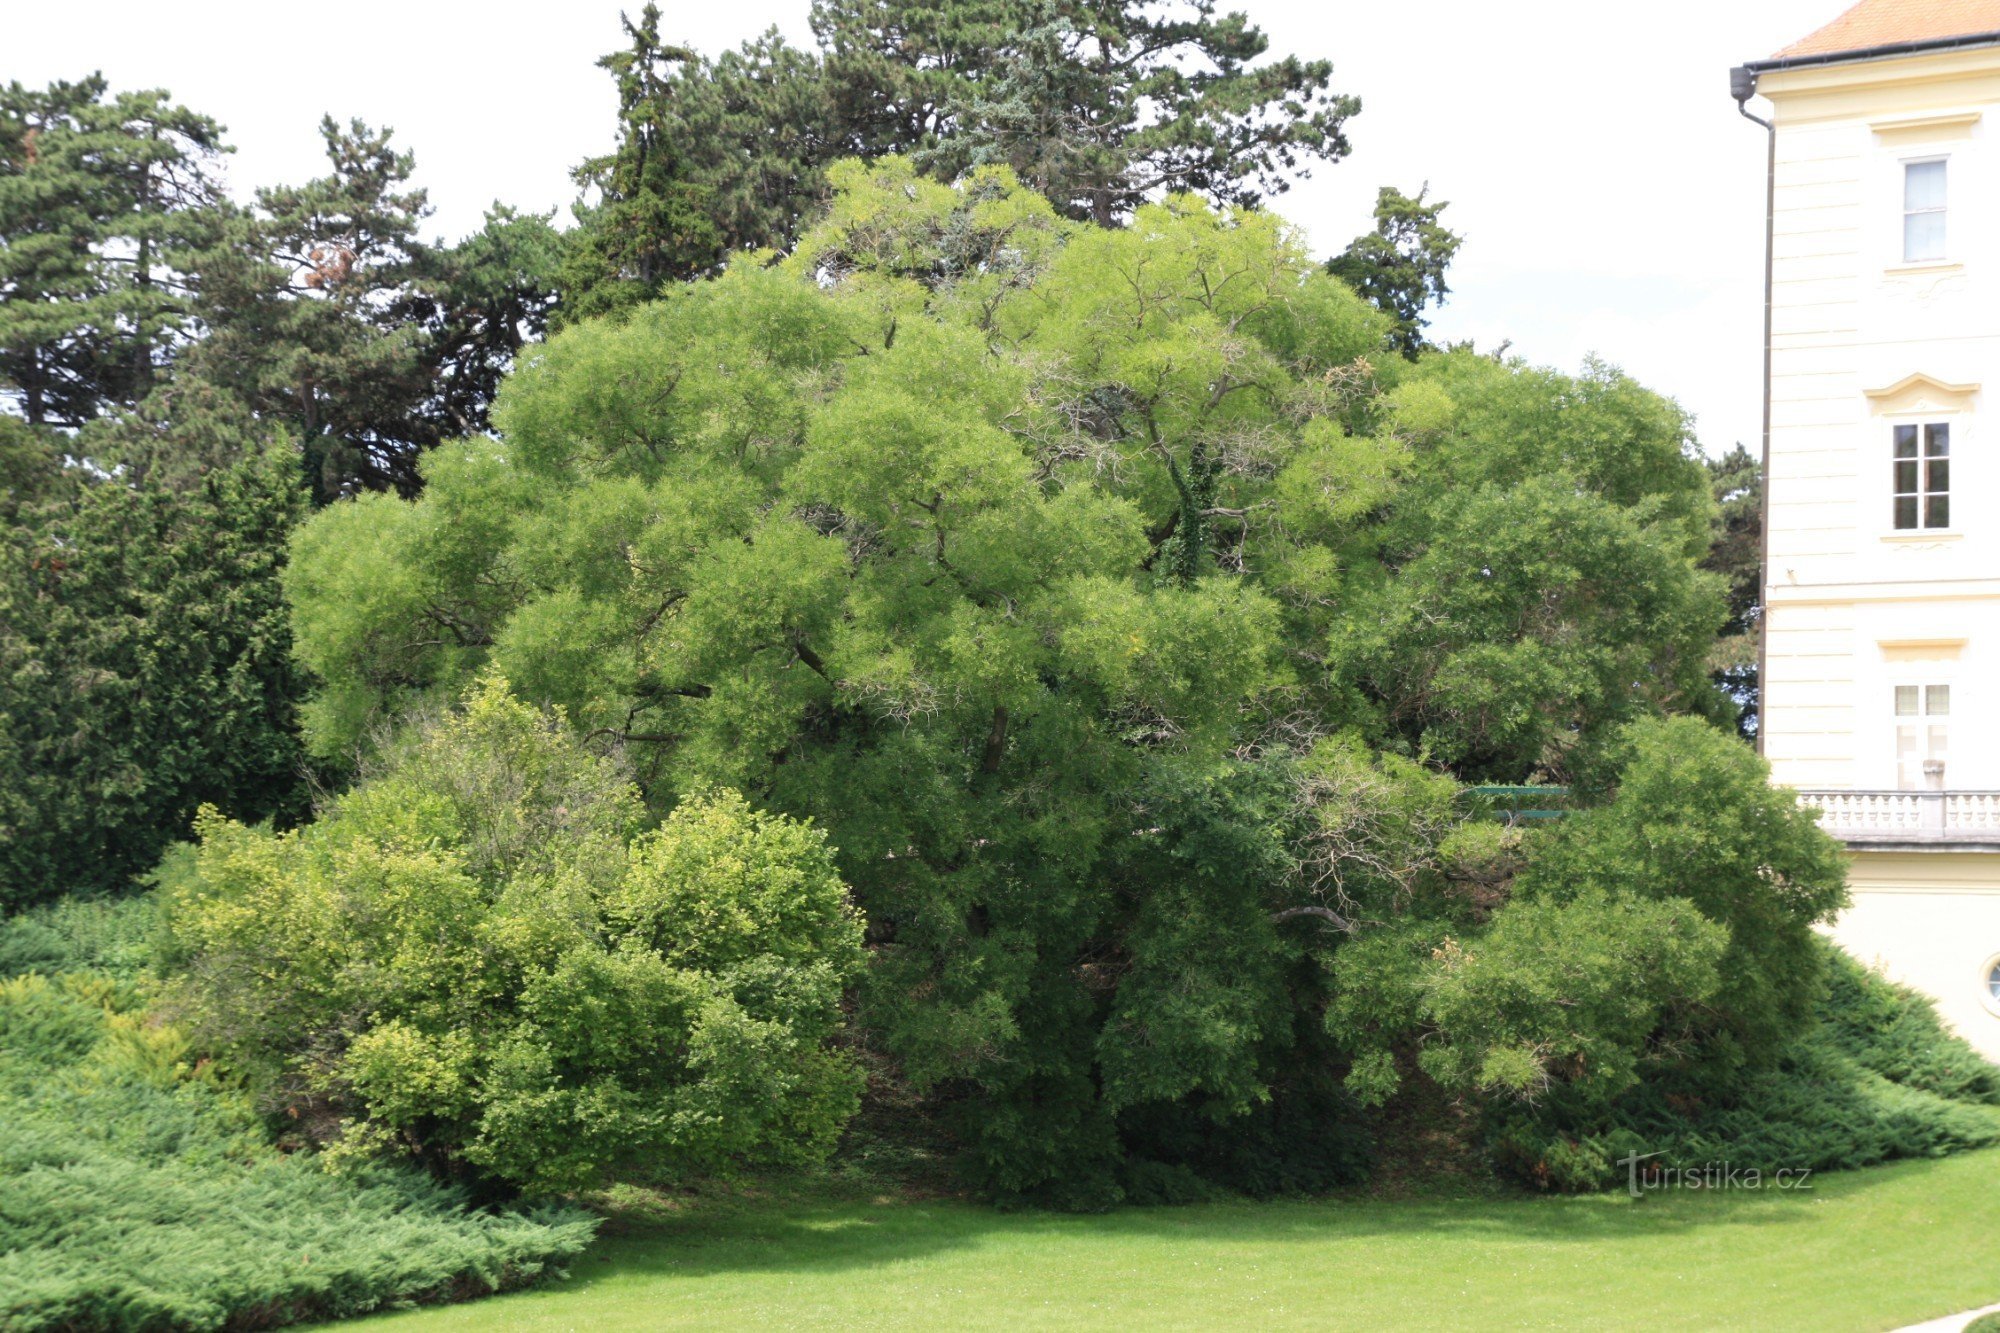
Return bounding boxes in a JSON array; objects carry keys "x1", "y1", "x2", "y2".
[{"x1": 342, "y1": 1148, "x2": 2000, "y2": 1331}]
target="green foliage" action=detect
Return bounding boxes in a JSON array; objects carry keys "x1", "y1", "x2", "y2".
[
  {"x1": 184, "y1": 117, "x2": 562, "y2": 500},
  {"x1": 0, "y1": 397, "x2": 307, "y2": 910},
  {"x1": 1335, "y1": 353, "x2": 1726, "y2": 783},
  {"x1": 1517, "y1": 716, "x2": 1849, "y2": 1072},
  {"x1": 164, "y1": 676, "x2": 867, "y2": 1196},
  {"x1": 0, "y1": 893, "x2": 160, "y2": 981},
  {"x1": 1414, "y1": 891, "x2": 1727, "y2": 1106},
  {"x1": 285, "y1": 163, "x2": 1760, "y2": 1202},
  {"x1": 559, "y1": 0, "x2": 1360, "y2": 314},
  {"x1": 1817, "y1": 945, "x2": 2000, "y2": 1106},
  {"x1": 0, "y1": 76, "x2": 226, "y2": 426},
  {"x1": 858, "y1": 0, "x2": 1360, "y2": 225},
  {"x1": 1702, "y1": 442, "x2": 1762, "y2": 736},
  {"x1": 1326, "y1": 184, "x2": 1462, "y2": 358},
  {"x1": 1489, "y1": 939, "x2": 2000, "y2": 1193},
  {"x1": 0, "y1": 958, "x2": 597, "y2": 1333}
]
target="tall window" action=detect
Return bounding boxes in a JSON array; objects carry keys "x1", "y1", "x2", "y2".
[
  {"x1": 1892, "y1": 422, "x2": 1950, "y2": 529},
  {"x1": 1894, "y1": 683, "x2": 1950, "y2": 790},
  {"x1": 1904, "y1": 159, "x2": 1948, "y2": 262}
]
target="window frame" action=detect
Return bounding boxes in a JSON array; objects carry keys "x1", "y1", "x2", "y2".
[
  {"x1": 1892, "y1": 680, "x2": 1951, "y2": 791},
  {"x1": 1890, "y1": 419, "x2": 1953, "y2": 532},
  {"x1": 1902, "y1": 156, "x2": 1949, "y2": 263}
]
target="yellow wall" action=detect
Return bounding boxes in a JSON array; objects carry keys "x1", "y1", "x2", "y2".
[{"x1": 1830, "y1": 851, "x2": 2000, "y2": 1059}]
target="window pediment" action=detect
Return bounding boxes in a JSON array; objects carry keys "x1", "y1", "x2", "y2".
[{"x1": 1864, "y1": 373, "x2": 1980, "y2": 415}]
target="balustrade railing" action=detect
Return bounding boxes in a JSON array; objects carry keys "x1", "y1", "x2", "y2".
[{"x1": 1796, "y1": 790, "x2": 2000, "y2": 842}]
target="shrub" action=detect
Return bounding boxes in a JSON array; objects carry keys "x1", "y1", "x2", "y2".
[
  {"x1": 1512, "y1": 716, "x2": 1849, "y2": 1075},
  {"x1": 164, "y1": 675, "x2": 868, "y2": 1195},
  {"x1": 0, "y1": 967, "x2": 597, "y2": 1333},
  {"x1": 0, "y1": 892, "x2": 161, "y2": 980},
  {"x1": 1489, "y1": 939, "x2": 2000, "y2": 1191}
]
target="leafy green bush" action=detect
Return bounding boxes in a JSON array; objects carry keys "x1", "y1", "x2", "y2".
[
  {"x1": 0, "y1": 966, "x2": 597, "y2": 1333},
  {"x1": 1514, "y1": 716, "x2": 1850, "y2": 1074},
  {"x1": 165, "y1": 675, "x2": 868, "y2": 1195},
  {"x1": 1329, "y1": 718, "x2": 1846, "y2": 1118}
]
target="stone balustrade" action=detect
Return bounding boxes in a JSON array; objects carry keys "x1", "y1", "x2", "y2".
[{"x1": 1796, "y1": 790, "x2": 2000, "y2": 844}]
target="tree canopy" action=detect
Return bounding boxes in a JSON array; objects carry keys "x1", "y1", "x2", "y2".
[{"x1": 280, "y1": 160, "x2": 1755, "y2": 1201}]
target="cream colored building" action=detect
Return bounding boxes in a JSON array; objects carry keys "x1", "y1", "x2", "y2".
[{"x1": 1736, "y1": 0, "x2": 2000, "y2": 1058}]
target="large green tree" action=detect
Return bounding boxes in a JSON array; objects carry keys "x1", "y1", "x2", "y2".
[
  {"x1": 186, "y1": 117, "x2": 562, "y2": 500},
  {"x1": 285, "y1": 162, "x2": 1740, "y2": 1201},
  {"x1": 0, "y1": 76, "x2": 226, "y2": 426}
]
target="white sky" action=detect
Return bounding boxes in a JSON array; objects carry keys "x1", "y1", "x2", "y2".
[{"x1": 13, "y1": 0, "x2": 1847, "y2": 455}]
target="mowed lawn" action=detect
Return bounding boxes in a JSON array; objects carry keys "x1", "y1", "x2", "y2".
[{"x1": 343, "y1": 1149, "x2": 2000, "y2": 1332}]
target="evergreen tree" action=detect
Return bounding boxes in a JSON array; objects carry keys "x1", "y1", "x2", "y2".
[
  {"x1": 186, "y1": 118, "x2": 561, "y2": 499},
  {"x1": 561, "y1": 10, "x2": 830, "y2": 322},
  {"x1": 559, "y1": 0, "x2": 1360, "y2": 313},
  {"x1": 0, "y1": 76, "x2": 225, "y2": 426},
  {"x1": 820, "y1": 0, "x2": 1360, "y2": 225},
  {"x1": 1702, "y1": 442, "x2": 1762, "y2": 737},
  {"x1": 0, "y1": 390, "x2": 307, "y2": 909},
  {"x1": 1327, "y1": 184, "x2": 1462, "y2": 359}
]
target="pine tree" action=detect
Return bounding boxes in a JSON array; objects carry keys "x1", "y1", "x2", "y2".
[
  {"x1": 821, "y1": 0, "x2": 1361, "y2": 225},
  {"x1": 1326, "y1": 184, "x2": 1462, "y2": 359},
  {"x1": 185, "y1": 118, "x2": 561, "y2": 499},
  {"x1": 0, "y1": 77, "x2": 225, "y2": 426}
]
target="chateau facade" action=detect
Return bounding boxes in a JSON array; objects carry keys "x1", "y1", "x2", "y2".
[{"x1": 1737, "y1": 0, "x2": 2000, "y2": 1058}]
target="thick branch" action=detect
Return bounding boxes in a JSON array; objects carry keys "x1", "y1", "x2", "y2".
[{"x1": 1269, "y1": 905, "x2": 1356, "y2": 932}]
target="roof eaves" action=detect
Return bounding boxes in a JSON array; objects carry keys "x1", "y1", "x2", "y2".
[{"x1": 1743, "y1": 28, "x2": 2000, "y2": 74}]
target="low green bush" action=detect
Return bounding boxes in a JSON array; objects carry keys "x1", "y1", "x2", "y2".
[
  {"x1": 0, "y1": 891, "x2": 161, "y2": 980},
  {"x1": 0, "y1": 903, "x2": 598, "y2": 1333},
  {"x1": 1489, "y1": 940, "x2": 2000, "y2": 1192}
]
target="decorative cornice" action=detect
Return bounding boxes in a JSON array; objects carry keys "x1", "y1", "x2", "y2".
[
  {"x1": 1870, "y1": 109, "x2": 1984, "y2": 135},
  {"x1": 1863, "y1": 372, "x2": 1981, "y2": 400}
]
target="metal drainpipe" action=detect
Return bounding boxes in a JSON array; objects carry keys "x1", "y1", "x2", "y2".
[{"x1": 1732, "y1": 65, "x2": 1775, "y2": 755}]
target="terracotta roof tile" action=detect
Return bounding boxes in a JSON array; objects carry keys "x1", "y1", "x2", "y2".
[{"x1": 1778, "y1": 0, "x2": 2000, "y2": 56}]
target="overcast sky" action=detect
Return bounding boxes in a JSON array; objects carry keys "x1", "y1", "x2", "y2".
[{"x1": 15, "y1": 0, "x2": 1848, "y2": 455}]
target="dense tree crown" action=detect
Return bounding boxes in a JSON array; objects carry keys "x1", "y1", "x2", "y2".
[
  {"x1": 0, "y1": 393, "x2": 307, "y2": 910},
  {"x1": 1327, "y1": 184, "x2": 1462, "y2": 358},
  {"x1": 282, "y1": 161, "x2": 1753, "y2": 1200}
]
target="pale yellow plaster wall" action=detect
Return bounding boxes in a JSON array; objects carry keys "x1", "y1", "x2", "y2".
[{"x1": 1829, "y1": 852, "x2": 2000, "y2": 1060}]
